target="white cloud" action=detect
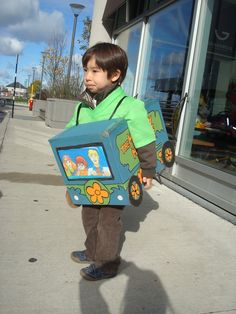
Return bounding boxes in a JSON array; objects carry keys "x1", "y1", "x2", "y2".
[
  {"x1": 0, "y1": 0, "x2": 38, "y2": 27},
  {"x1": 163, "y1": 51, "x2": 185, "y2": 65},
  {"x1": 0, "y1": 0, "x2": 65, "y2": 56},
  {"x1": 0, "y1": 37, "x2": 24, "y2": 55},
  {"x1": 8, "y1": 10, "x2": 65, "y2": 43},
  {"x1": 0, "y1": 69, "x2": 12, "y2": 80}
]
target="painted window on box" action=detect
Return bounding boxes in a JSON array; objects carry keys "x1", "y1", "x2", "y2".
[{"x1": 57, "y1": 145, "x2": 112, "y2": 180}]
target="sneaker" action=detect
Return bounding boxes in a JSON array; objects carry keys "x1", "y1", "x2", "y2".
[
  {"x1": 80, "y1": 264, "x2": 117, "y2": 281},
  {"x1": 71, "y1": 250, "x2": 92, "y2": 264}
]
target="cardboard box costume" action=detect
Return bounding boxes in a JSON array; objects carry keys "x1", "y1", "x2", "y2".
[{"x1": 49, "y1": 89, "x2": 174, "y2": 206}]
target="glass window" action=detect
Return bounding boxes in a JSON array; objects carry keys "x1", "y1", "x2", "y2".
[
  {"x1": 180, "y1": 0, "x2": 236, "y2": 176},
  {"x1": 148, "y1": 0, "x2": 166, "y2": 10},
  {"x1": 128, "y1": 0, "x2": 146, "y2": 20},
  {"x1": 116, "y1": 22, "x2": 143, "y2": 96},
  {"x1": 115, "y1": 4, "x2": 127, "y2": 29},
  {"x1": 137, "y1": 0, "x2": 194, "y2": 136}
]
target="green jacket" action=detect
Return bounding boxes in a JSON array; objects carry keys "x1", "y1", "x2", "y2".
[{"x1": 66, "y1": 87, "x2": 156, "y2": 149}]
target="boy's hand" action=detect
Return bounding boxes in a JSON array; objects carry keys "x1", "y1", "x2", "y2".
[{"x1": 142, "y1": 177, "x2": 153, "y2": 189}]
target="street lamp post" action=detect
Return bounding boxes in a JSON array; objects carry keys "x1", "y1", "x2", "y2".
[
  {"x1": 39, "y1": 51, "x2": 46, "y2": 100},
  {"x1": 11, "y1": 54, "x2": 19, "y2": 118},
  {"x1": 67, "y1": 3, "x2": 85, "y2": 93}
]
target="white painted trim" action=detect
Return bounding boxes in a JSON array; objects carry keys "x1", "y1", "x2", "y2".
[
  {"x1": 133, "y1": 21, "x2": 147, "y2": 97},
  {"x1": 174, "y1": 0, "x2": 203, "y2": 156}
]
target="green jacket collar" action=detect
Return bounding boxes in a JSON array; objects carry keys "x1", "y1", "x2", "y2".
[
  {"x1": 97, "y1": 86, "x2": 126, "y2": 107},
  {"x1": 78, "y1": 84, "x2": 121, "y2": 108}
]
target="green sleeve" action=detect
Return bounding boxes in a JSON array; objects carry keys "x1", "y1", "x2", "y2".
[
  {"x1": 125, "y1": 98, "x2": 156, "y2": 148},
  {"x1": 65, "y1": 103, "x2": 80, "y2": 129}
]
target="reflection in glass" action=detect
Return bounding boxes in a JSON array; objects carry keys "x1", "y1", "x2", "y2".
[
  {"x1": 116, "y1": 22, "x2": 142, "y2": 96},
  {"x1": 190, "y1": 0, "x2": 236, "y2": 175},
  {"x1": 138, "y1": 0, "x2": 194, "y2": 136}
]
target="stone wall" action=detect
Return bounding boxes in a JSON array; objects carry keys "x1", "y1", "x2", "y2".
[{"x1": 33, "y1": 99, "x2": 78, "y2": 129}]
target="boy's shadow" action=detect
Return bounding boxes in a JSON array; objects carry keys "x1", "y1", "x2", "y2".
[
  {"x1": 78, "y1": 192, "x2": 170, "y2": 314},
  {"x1": 119, "y1": 190, "x2": 159, "y2": 252},
  {"x1": 79, "y1": 260, "x2": 173, "y2": 314},
  {"x1": 122, "y1": 190, "x2": 159, "y2": 232}
]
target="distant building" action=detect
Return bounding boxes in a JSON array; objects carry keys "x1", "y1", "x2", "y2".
[
  {"x1": 0, "y1": 86, "x2": 8, "y2": 97},
  {"x1": 5, "y1": 82, "x2": 27, "y2": 97}
]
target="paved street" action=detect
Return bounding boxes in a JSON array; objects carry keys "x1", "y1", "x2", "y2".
[{"x1": 0, "y1": 104, "x2": 236, "y2": 314}]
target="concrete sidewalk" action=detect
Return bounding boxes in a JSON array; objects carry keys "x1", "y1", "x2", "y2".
[{"x1": 0, "y1": 104, "x2": 236, "y2": 314}]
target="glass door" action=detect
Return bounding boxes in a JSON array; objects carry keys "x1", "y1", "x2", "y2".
[
  {"x1": 116, "y1": 22, "x2": 143, "y2": 96},
  {"x1": 137, "y1": 0, "x2": 194, "y2": 137},
  {"x1": 176, "y1": 0, "x2": 236, "y2": 217},
  {"x1": 180, "y1": 0, "x2": 236, "y2": 177}
]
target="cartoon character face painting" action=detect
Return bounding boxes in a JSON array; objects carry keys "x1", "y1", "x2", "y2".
[
  {"x1": 63, "y1": 155, "x2": 77, "y2": 177},
  {"x1": 59, "y1": 145, "x2": 112, "y2": 179},
  {"x1": 88, "y1": 149, "x2": 111, "y2": 177},
  {"x1": 75, "y1": 156, "x2": 88, "y2": 176}
]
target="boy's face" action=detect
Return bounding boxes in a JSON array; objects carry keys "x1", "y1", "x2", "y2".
[{"x1": 83, "y1": 56, "x2": 120, "y2": 94}]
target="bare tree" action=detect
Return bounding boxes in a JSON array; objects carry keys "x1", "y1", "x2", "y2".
[
  {"x1": 69, "y1": 60, "x2": 84, "y2": 98},
  {"x1": 78, "y1": 16, "x2": 92, "y2": 52},
  {"x1": 43, "y1": 32, "x2": 68, "y2": 98},
  {"x1": 43, "y1": 16, "x2": 91, "y2": 99}
]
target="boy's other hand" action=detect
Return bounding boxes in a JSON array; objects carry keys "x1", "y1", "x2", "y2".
[{"x1": 142, "y1": 177, "x2": 153, "y2": 189}]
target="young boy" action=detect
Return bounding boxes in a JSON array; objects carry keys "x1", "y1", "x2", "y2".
[{"x1": 66, "y1": 42, "x2": 157, "y2": 281}]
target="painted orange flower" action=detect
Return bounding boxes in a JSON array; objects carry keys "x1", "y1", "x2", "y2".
[
  {"x1": 164, "y1": 148, "x2": 173, "y2": 162},
  {"x1": 131, "y1": 182, "x2": 141, "y2": 200},
  {"x1": 86, "y1": 182, "x2": 109, "y2": 204}
]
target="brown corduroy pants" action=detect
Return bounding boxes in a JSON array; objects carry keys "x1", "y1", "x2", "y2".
[{"x1": 82, "y1": 204, "x2": 124, "y2": 274}]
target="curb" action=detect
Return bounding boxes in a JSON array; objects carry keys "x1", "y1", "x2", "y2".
[{"x1": 0, "y1": 111, "x2": 10, "y2": 152}]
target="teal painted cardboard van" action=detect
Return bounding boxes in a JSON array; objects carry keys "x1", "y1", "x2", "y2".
[{"x1": 49, "y1": 99, "x2": 175, "y2": 206}]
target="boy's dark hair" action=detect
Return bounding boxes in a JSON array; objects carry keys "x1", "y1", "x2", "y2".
[{"x1": 82, "y1": 42, "x2": 128, "y2": 84}]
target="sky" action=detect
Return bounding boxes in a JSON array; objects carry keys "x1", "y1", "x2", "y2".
[{"x1": 0, "y1": 0, "x2": 94, "y2": 88}]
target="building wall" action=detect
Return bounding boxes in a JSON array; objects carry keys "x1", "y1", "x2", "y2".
[
  {"x1": 6, "y1": 87, "x2": 27, "y2": 97},
  {"x1": 90, "y1": 0, "x2": 236, "y2": 223},
  {"x1": 89, "y1": 0, "x2": 111, "y2": 46}
]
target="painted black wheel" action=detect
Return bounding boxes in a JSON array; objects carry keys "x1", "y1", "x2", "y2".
[
  {"x1": 162, "y1": 141, "x2": 175, "y2": 167},
  {"x1": 128, "y1": 175, "x2": 143, "y2": 206}
]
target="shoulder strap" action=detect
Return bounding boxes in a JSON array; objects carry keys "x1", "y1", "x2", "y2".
[
  {"x1": 76, "y1": 103, "x2": 82, "y2": 126},
  {"x1": 76, "y1": 96, "x2": 127, "y2": 125},
  {"x1": 109, "y1": 96, "x2": 127, "y2": 120}
]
